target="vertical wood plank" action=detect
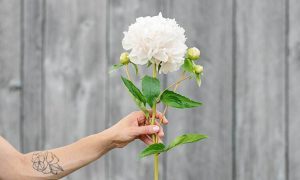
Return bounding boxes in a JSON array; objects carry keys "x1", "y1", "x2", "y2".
[
  {"x1": 289, "y1": 0, "x2": 300, "y2": 179},
  {"x1": 235, "y1": 0, "x2": 286, "y2": 179},
  {"x1": 167, "y1": 1, "x2": 233, "y2": 180},
  {"x1": 0, "y1": 0, "x2": 22, "y2": 150},
  {"x1": 107, "y1": 1, "x2": 164, "y2": 179},
  {"x1": 22, "y1": 0, "x2": 45, "y2": 152},
  {"x1": 44, "y1": 0, "x2": 107, "y2": 179}
]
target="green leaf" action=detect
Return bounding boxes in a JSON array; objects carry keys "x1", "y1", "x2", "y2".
[
  {"x1": 139, "y1": 134, "x2": 207, "y2": 158},
  {"x1": 165, "y1": 134, "x2": 208, "y2": 151},
  {"x1": 121, "y1": 76, "x2": 146, "y2": 105},
  {"x1": 133, "y1": 96, "x2": 149, "y2": 117},
  {"x1": 120, "y1": 76, "x2": 149, "y2": 119},
  {"x1": 139, "y1": 143, "x2": 166, "y2": 158},
  {"x1": 160, "y1": 90, "x2": 202, "y2": 108},
  {"x1": 131, "y1": 63, "x2": 139, "y2": 76},
  {"x1": 142, "y1": 75, "x2": 161, "y2": 107},
  {"x1": 181, "y1": 58, "x2": 194, "y2": 73},
  {"x1": 109, "y1": 63, "x2": 124, "y2": 73}
]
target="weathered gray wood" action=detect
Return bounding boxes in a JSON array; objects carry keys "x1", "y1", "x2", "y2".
[
  {"x1": 166, "y1": 1, "x2": 233, "y2": 180},
  {"x1": 22, "y1": 0, "x2": 45, "y2": 153},
  {"x1": 289, "y1": 0, "x2": 300, "y2": 179},
  {"x1": 107, "y1": 1, "x2": 164, "y2": 179},
  {"x1": 1, "y1": 1, "x2": 300, "y2": 179},
  {"x1": 43, "y1": 0, "x2": 107, "y2": 179},
  {"x1": 0, "y1": 0, "x2": 22, "y2": 150},
  {"x1": 235, "y1": 0, "x2": 286, "y2": 179}
]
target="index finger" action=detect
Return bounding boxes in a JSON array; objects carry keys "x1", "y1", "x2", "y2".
[
  {"x1": 155, "y1": 111, "x2": 168, "y2": 124},
  {"x1": 147, "y1": 110, "x2": 168, "y2": 124},
  {"x1": 133, "y1": 110, "x2": 168, "y2": 125}
]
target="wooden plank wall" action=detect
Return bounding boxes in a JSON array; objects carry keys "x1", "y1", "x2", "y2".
[
  {"x1": 235, "y1": 0, "x2": 286, "y2": 180},
  {"x1": 167, "y1": 0, "x2": 233, "y2": 180},
  {"x1": 0, "y1": 0, "x2": 22, "y2": 151},
  {"x1": 43, "y1": 1, "x2": 107, "y2": 179},
  {"x1": 0, "y1": 0, "x2": 299, "y2": 180},
  {"x1": 289, "y1": 0, "x2": 300, "y2": 179}
]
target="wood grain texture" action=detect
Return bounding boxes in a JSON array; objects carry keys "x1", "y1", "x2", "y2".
[
  {"x1": 289, "y1": 0, "x2": 300, "y2": 179},
  {"x1": 166, "y1": 0, "x2": 233, "y2": 180},
  {"x1": 107, "y1": 1, "x2": 164, "y2": 179},
  {"x1": 22, "y1": 0, "x2": 45, "y2": 153},
  {"x1": 235, "y1": 0, "x2": 286, "y2": 179},
  {"x1": 43, "y1": 0, "x2": 107, "y2": 179},
  {"x1": 0, "y1": 0, "x2": 22, "y2": 150},
  {"x1": 1, "y1": 1, "x2": 299, "y2": 179}
]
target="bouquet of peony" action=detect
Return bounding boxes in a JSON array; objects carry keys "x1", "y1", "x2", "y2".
[{"x1": 111, "y1": 13, "x2": 207, "y2": 180}]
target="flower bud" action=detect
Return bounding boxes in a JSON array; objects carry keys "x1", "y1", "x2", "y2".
[
  {"x1": 187, "y1": 47, "x2": 200, "y2": 60},
  {"x1": 194, "y1": 65, "x2": 203, "y2": 74},
  {"x1": 120, "y1": 52, "x2": 130, "y2": 64}
]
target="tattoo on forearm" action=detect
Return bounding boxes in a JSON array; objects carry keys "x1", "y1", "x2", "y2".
[{"x1": 31, "y1": 151, "x2": 64, "y2": 175}]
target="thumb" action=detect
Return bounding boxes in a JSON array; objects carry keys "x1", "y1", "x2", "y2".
[{"x1": 134, "y1": 125, "x2": 160, "y2": 136}]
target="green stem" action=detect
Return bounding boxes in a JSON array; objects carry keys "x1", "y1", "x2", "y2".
[
  {"x1": 152, "y1": 63, "x2": 158, "y2": 180},
  {"x1": 151, "y1": 102, "x2": 159, "y2": 180},
  {"x1": 152, "y1": 63, "x2": 157, "y2": 78},
  {"x1": 125, "y1": 64, "x2": 131, "y2": 80},
  {"x1": 154, "y1": 153, "x2": 159, "y2": 180},
  {"x1": 151, "y1": 103, "x2": 157, "y2": 130}
]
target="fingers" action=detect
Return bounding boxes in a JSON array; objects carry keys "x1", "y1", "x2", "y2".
[
  {"x1": 139, "y1": 135, "x2": 163, "y2": 145},
  {"x1": 136, "y1": 124, "x2": 164, "y2": 145},
  {"x1": 132, "y1": 111, "x2": 168, "y2": 125},
  {"x1": 131, "y1": 111, "x2": 148, "y2": 124},
  {"x1": 133, "y1": 125, "x2": 160, "y2": 136},
  {"x1": 157, "y1": 137, "x2": 163, "y2": 143},
  {"x1": 149, "y1": 120, "x2": 164, "y2": 137},
  {"x1": 154, "y1": 111, "x2": 168, "y2": 125},
  {"x1": 139, "y1": 135, "x2": 153, "y2": 145},
  {"x1": 157, "y1": 124, "x2": 164, "y2": 137},
  {"x1": 136, "y1": 114, "x2": 147, "y2": 125}
]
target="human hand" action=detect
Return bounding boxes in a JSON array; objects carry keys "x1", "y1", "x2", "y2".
[{"x1": 107, "y1": 111, "x2": 168, "y2": 148}]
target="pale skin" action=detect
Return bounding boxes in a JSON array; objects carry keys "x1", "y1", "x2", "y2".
[{"x1": 0, "y1": 111, "x2": 168, "y2": 180}]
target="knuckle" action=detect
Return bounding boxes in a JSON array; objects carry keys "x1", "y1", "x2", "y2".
[
  {"x1": 145, "y1": 127, "x2": 151, "y2": 134},
  {"x1": 130, "y1": 111, "x2": 138, "y2": 116}
]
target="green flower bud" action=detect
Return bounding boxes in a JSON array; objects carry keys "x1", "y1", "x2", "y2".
[
  {"x1": 194, "y1": 65, "x2": 203, "y2": 74},
  {"x1": 187, "y1": 47, "x2": 200, "y2": 60},
  {"x1": 120, "y1": 52, "x2": 130, "y2": 64}
]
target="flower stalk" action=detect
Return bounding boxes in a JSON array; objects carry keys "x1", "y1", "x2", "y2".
[
  {"x1": 162, "y1": 72, "x2": 190, "y2": 118},
  {"x1": 165, "y1": 74, "x2": 190, "y2": 92},
  {"x1": 125, "y1": 64, "x2": 131, "y2": 81},
  {"x1": 151, "y1": 63, "x2": 159, "y2": 180},
  {"x1": 115, "y1": 13, "x2": 206, "y2": 180}
]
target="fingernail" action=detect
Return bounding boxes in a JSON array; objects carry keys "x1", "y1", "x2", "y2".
[{"x1": 153, "y1": 126, "x2": 159, "y2": 132}]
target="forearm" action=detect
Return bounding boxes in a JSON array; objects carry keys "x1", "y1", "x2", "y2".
[
  {"x1": 19, "y1": 129, "x2": 116, "y2": 179},
  {"x1": 0, "y1": 111, "x2": 165, "y2": 179}
]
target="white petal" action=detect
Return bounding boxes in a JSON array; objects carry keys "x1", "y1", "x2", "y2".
[
  {"x1": 120, "y1": 13, "x2": 187, "y2": 73},
  {"x1": 153, "y1": 50, "x2": 168, "y2": 62}
]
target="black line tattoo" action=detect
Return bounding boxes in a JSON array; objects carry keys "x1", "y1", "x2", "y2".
[{"x1": 31, "y1": 151, "x2": 64, "y2": 175}]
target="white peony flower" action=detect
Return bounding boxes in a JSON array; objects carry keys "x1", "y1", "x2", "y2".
[{"x1": 122, "y1": 13, "x2": 187, "y2": 74}]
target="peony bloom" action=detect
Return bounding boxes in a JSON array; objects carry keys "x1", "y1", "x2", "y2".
[{"x1": 122, "y1": 13, "x2": 187, "y2": 74}]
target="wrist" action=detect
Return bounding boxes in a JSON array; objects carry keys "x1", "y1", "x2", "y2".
[{"x1": 98, "y1": 128, "x2": 119, "y2": 150}]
